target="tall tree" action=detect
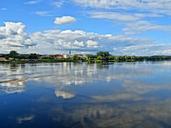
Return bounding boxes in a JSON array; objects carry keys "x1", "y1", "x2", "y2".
[
  {"x1": 9, "y1": 51, "x2": 19, "y2": 58},
  {"x1": 96, "y1": 51, "x2": 110, "y2": 61}
]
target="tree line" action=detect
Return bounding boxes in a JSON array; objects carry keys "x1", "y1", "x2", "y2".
[
  {"x1": 1, "y1": 50, "x2": 171, "y2": 63},
  {"x1": 86, "y1": 51, "x2": 171, "y2": 63}
]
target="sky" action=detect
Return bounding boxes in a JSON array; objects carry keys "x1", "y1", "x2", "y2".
[{"x1": 1, "y1": 0, "x2": 171, "y2": 55}]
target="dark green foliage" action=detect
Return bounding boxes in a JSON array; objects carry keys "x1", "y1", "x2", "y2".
[
  {"x1": 72, "y1": 55, "x2": 81, "y2": 62},
  {"x1": 97, "y1": 51, "x2": 110, "y2": 57},
  {"x1": 0, "y1": 50, "x2": 171, "y2": 63},
  {"x1": 29, "y1": 53, "x2": 39, "y2": 60},
  {"x1": 9, "y1": 51, "x2": 19, "y2": 58},
  {"x1": 96, "y1": 51, "x2": 111, "y2": 62}
]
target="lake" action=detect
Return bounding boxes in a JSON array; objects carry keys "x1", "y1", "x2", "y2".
[{"x1": 1, "y1": 62, "x2": 171, "y2": 128}]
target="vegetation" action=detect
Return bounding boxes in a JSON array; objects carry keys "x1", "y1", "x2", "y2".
[
  {"x1": 9, "y1": 50, "x2": 19, "y2": 59},
  {"x1": 0, "y1": 50, "x2": 171, "y2": 64}
]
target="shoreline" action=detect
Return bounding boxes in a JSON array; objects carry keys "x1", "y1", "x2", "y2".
[
  {"x1": 0, "y1": 59, "x2": 171, "y2": 64},
  {"x1": 1, "y1": 51, "x2": 171, "y2": 64}
]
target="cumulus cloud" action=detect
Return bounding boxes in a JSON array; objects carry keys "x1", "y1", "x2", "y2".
[
  {"x1": 54, "y1": 16, "x2": 76, "y2": 25},
  {"x1": 86, "y1": 40, "x2": 99, "y2": 48},
  {"x1": 0, "y1": 22, "x2": 36, "y2": 52},
  {"x1": 30, "y1": 29, "x2": 157, "y2": 55},
  {"x1": 30, "y1": 29, "x2": 100, "y2": 52},
  {"x1": 0, "y1": 21, "x2": 171, "y2": 55}
]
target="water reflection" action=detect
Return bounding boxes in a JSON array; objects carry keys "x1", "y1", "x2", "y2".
[
  {"x1": 17, "y1": 115, "x2": 35, "y2": 124},
  {"x1": 1, "y1": 62, "x2": 171, "y2": 127},
  {"x1": 0, "y1": 79, "x2": 25, "y2": 94},
  {"x1": 55, "y1": 90, "x2": 75, "y2": 99}
]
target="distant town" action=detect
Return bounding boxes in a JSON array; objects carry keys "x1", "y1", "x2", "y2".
[{"x1": 0, "y1": 50, "x2": 171, "y2": 63}]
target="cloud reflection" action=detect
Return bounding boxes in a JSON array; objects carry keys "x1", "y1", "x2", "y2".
[
  {"x1": 0, "y1": 62, "x2": 171, "y2": 101},
  {"x1": 1, "y1": 62, "x2": 171, "y2": 127},
  {"x1": 0, "y1": 79, "x2": 25, "y2": 94},
  {"x1": 55, "y1": 90, "x2": 75, "y2": 99},
  {"x1": 17, "y1": 115, "x2": 34, "y2": 124}
]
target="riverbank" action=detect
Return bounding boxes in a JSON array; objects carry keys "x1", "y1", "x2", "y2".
[
  {"x1": 1, "y1": 57, "x2": 171, "y2": 64},
  {"x1": 1, "y1": 51, "x2": 171, "y2": 64}
]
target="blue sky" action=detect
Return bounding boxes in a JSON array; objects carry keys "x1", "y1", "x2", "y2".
[{"x1": 0, "y1": 0, "x2": 171, "y2": 55}]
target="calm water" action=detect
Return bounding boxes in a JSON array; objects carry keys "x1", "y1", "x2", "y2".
[{"x1": 1, "y1": 62, "x2": 171, "y2": 128}]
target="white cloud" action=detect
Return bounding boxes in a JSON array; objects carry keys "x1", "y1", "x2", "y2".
[
  {"x1": 123, "y1": 21, "x2": 171, "y2": 35},
  {"x1": 30, "y1": 29, "x2": 100, "y2": 52},
  {"x1": 73, "y1": 0, "x2": 171, "y2": 14},
  {"x1": 73, "y1": 0, "x2": 116, "y2": 8},
  {"x1": 35, "y1": 11, "x2": 52, "y2": 16},
  {"x1": 24, "y1": 0, "x2": 40, "y2": 5},
  {"x1": 90, "y1": 11, "x2": 162, "y2": 22},
  {"x1": 123, "y1": 21, "x2": 161, "y2": 34},
  {"x1": 89, "y1": 11, "x2": 171, "y2": 35},
  {"x1": 0, "y1": 22, "x2": 36, "y2": 52},
  {"x1": 0, "y1": 22, "x2": 171, "y2": 56},
  {"x1": 30, "y1": 29, "x2": 155, "y2": 55},
  {"x1": 86, "y1": 40, "x2": 99, "y2": 48},
  {"x1": 54, "y1": 16, "x2": 76, "y2": 25},
  {"x1": 53, "y1": 0, "x2": 64, "y2": 7},
  {"x1": 74, "y1": 0, "x2": 171, "y2": 35},
  {"x1": 120, "y1": 44, "x2": 171, "y2": 56},
  {"x1": 90, "y1": 11, "x2": 141, "y2": 22}
]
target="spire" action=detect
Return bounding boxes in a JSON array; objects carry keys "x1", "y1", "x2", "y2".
[{"x1": 69, "y1": 50, "x2": 71, "y2": 55}]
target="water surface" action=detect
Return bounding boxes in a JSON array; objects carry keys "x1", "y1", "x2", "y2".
[{"x1": 1, "y1": 62, "x2": 171, "y2": 128}]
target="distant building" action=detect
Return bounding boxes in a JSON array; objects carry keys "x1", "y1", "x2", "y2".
[
  {"x1": 69, "y1": 50, "x2": 72, "y2": 55},
  {"x1": 42, "y1": 53, "x2": 75, "y2": 59},
  {"x1": 50, "y1": 54, "x2": 65, "y2": 59},
  {"x1": 63, "y1": 54, "x2": 72, "y2": 58}
]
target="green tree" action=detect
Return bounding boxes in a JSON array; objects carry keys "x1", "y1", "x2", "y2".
[
  {"x1": 72, "y1": 55, "x2": 81, "y2": 62},
  {"x1": 86, "y1": 54, "x2": 96, "y2": 63},
  {"x1": 96, "y1": 51, "x2": 110, "y2": 61},
  {"x1": 97, "y1": 51, "x2": 110, "y2": 57},
  {"x1": 29, "y1": 53, "x2": 39, "y2": 60},
  {"x1": 9, "y1": 50, "x2": 19, "y2": 58}
]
